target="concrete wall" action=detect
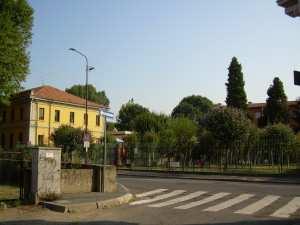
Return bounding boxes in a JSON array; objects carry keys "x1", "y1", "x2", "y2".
[
  {"x1": 61, "y1": 169, "x2": 93, "y2": 194},
  {"x1": 103, "y1": 166, "x2": 117, "y2": 193},
  {"x1": 60, "y1": 166, "x2": 117, "y2": 194}
]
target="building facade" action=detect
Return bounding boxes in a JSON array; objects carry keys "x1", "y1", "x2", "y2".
[
  {"x1": 248, "y1": 101, "x2": 298, "y2": 121},
  {"x1": 0, "y1": 85, "x2": 107, "y2": 150}
]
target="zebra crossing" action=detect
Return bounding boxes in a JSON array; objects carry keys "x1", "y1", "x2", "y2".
[{"x1": 130, "y1": 188, "x2": 300, "y2": 218}]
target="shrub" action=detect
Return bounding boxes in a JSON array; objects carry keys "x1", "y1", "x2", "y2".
[
  {"x1": 202, "y1": 107, "x2": 251, "y2": 169},
  {"x1": 203, "y1": 107, "x2": 251, "y2": 147},
  {"x1": 261, "y1": 123, "x2": 296, "y2": 166},
  {"x1": 51, "y1": 125, "x2": 88, "y2": 161},
  {"x1": 158, "y1": 128, "x2": 176, "y2": 166},
  {"x1": 124, "y1": 132, "x2": 139, "y2": 165},
  {"x1": 169, "y1": 117, "x2": 198, "y2": 169}
]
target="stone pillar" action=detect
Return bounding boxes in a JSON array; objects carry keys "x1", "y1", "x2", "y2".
[{"x1": 31, "y1": 147, "x2": 61, "y2": 203}]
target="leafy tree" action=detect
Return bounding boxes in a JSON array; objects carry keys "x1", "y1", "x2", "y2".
[
  {"x1": 124, "y1": 132, "x2": 139, "y2": 164},
  {"x1": 245, "y1": 125, "x2": 260, "y2": 167},
  {"x1": 89, "y1": 133, "x2": 117, "y2": 164},
  {"x1": 51, "y1": 125, "x2": 88, "y2": 161},
  {"x1": 133, "y1": 112, "x2": 158, "y2": 136},
  {"x1": 157, "y1": 128, "x2": 176, "y2": 167},
  {"x1": 225, "y1": 57, "x2": 247, "y2": 110},
  {"x1": 203, "y1": 107, "x2": 250, "y2": 169},
  {"x1": 133, "y1": 112, "x2": 169, "y2": 136},
  {"x1": 117, "y1": 100, "x2": 149, "y2": 131},
  {"x1": 172, "y1": 95, "x2": 213, "y2": 122},
  {"x1": 107, "y1": 121, "x2": 116, "y2": 132},
  {"x1": 290, "y1": 99, "x2": 300, "y2": 132},
  {"x1": 169, "y1": 118, "x2": 198, "y2": 169},
  {"x1": 263, "y1": 77, "x2": 289, "y2": 124},
  {"x1": 0, "y1": 0, "x2": 34, "y2": 105},
  {"x1": 142, "y1": 131, "x2": 159, "y2": 166},
  {"x1": 65, "y1": 84, "x2": 110, "y2": 106},
  {"x1": 193, "y1": 130, "x2": 216, "y2": 166}
]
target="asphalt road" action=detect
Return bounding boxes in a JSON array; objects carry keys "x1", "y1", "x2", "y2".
[
  {"x1": 1, "y1": 176, "x2": 300, "y2": 225},
  {"x1": 106, "y1": 176, "x2": 300, "y2": 225}
]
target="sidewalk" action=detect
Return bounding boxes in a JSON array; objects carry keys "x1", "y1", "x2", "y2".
[
  {"x1": 118, "y1": 169, "x2": 300, "y2": 185},
  {"x1": 42, "y1": 184, "x2": 133, "y2": 213}
]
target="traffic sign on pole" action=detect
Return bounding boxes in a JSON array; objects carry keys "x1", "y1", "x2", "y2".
[
  {"x1": 294, "y1": 71, "x2": 300, "y2": 86},
  {"x1": 100, "y1": 110, "x2": 114, "y2": 119},
  {"x1": 99, "y1": 109, "x2": 114, "y2": 165},
  {"x1": 84, "y1": 141, "x2": 90, "y2": 149},
  {"x1": 83, "y1": 133, "x2": 90, "y2": 142}
]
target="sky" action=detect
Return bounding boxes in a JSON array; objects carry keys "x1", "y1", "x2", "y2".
[{"x1": 25, "y1": 0, "x2": 300, "y2": 115}]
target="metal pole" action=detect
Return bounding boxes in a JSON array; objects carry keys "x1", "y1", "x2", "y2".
[
  {"x1": 104, "y1": 116, "x2": 107, "y2": 165},
  {"x1": 85, "y1": 61, "x2": 88, "y2": 164}
]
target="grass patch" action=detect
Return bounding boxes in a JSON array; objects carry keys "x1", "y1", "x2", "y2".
[
  {"x1": 0, "y1": 185, "x2": 21, "y2": 209},
  {"x1": 0, "y1": 185, "x2": 19, "y2": 200},
  {"x1": 119, "y1": 165, "x2": 300, "y2": 177}
]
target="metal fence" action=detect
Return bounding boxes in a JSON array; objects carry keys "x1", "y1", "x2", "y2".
[
  {"x1": 0, "y1": 146, "x2": 32, "y2": 200},
  {"x1": 118, "y1": 137, "x2": 300, "y2": 175}
]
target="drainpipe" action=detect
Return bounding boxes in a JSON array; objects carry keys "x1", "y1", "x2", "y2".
[{"x1": 48, "y1": 103, "x2": 52, "y2": 146}]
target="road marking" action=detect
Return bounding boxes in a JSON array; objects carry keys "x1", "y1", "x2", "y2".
[
  {"x1": 130, "y1": 190, "x2": 186, "y2": 206},
  {"x1": 135, "y1": 189, "x2": 168, "y2": 198},
  {"x1": 204, "y1": 194, "x2": 255, "y2": 212},
  {"x1": 235, "y1": 195, "x2": 280, "y2": 215},
  {"x1": 271, "y1": 197, "x2": 300, "y2": 218},
  {"x1": 149, "y1": 191, "x2": 207, "y2": 208},
  {"x1": 175, "y1": 192, "x2": 231, "y2": 210}
]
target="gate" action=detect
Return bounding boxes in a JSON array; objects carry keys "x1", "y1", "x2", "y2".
[{"x1": 0, "y1": 149, "x2": 31, "y2": 201}]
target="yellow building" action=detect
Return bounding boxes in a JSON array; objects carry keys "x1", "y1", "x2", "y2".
[{"x1": 0, "y1": 85, "x2": 108, "y2": 150}]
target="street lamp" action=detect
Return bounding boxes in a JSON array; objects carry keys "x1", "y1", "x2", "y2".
[{"x1": 69, "y1": 48, "x2": 94, "y2": 164}]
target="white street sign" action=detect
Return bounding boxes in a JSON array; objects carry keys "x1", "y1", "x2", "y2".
[
  {"x1": 84, "y1": 141, "x2": 90, "y2": 149},
  {"x1": 100, "y1": 110, "x2": 114, "y2": 119}
]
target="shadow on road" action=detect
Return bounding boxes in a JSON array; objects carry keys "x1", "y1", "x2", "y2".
[
  {"x1": 0, "y1": 221, "x2": 138, "y2": 225},
  {"x1": 188, "y1": 219, "x2": 300, "y2": 225},
  {"x1": 1, "y1": 219, "x2": 300, "y2": 225}
]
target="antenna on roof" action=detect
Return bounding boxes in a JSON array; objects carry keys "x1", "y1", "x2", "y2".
[{"x1": 40, "y1": 75, "x2": 45, "y2": 86}]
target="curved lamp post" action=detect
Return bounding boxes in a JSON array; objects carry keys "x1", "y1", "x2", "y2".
[{"x1": 69, "y1": 48, "x2": 94, "y2": 164}]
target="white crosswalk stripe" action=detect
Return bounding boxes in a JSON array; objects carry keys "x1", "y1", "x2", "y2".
[
  {"x1": 175, "y1": 192, "x2": 231, "y2": 210},
  {"x1": 130, "y1": 190, "x2": 186, "y2": 206},
  {"x1": 135, "y1": 189, "x2": 168, "y2": 198},
  {"x1": 203, "y1": 194, "x2": 255, "y2": 212},
  {"x1": 149, "y1": 191, "x2": 207, "y2": 208},
  {"x1": 130, "y1": 188, "x2": 300, "y2": 218},
  {"x1": 235, "y1": 195, "x2": 280, "y2": 215},
  {"x1": 271, "y1": 197, "x2": 300, "y2": 218}
]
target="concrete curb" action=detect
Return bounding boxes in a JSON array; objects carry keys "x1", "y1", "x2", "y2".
[
  {"x1": 118, "y1": 170, "x2": 300, "y2": 186},
  {"x1": 42, "y1": 192, "x2": 134, "y2": 213},
  {"x1": 97, "y1": 193, "x2": 133, "y2": 209}
]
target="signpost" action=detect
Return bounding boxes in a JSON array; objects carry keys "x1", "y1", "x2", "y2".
[
  {"x1": 294, "y1": 70, "x2": 300, "y2": 86},
  {"x1": 100, "y1": 109, "x2": 114, "y2": 165},
  {"x1": 83, "y1": 133, "x2": 90, "y2": 152}
]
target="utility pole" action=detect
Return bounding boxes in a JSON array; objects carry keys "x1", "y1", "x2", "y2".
[{"x1": 69, "y1": 48, "x2": 95, "y2": 164}]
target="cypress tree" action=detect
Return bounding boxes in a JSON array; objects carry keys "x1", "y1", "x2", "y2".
[
  {"x1": 263, "y1": 77, "x2": 289, "y2": 124},
  {"x1": 225, "y1": 57, "x2": 248, "y2": 110}
]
